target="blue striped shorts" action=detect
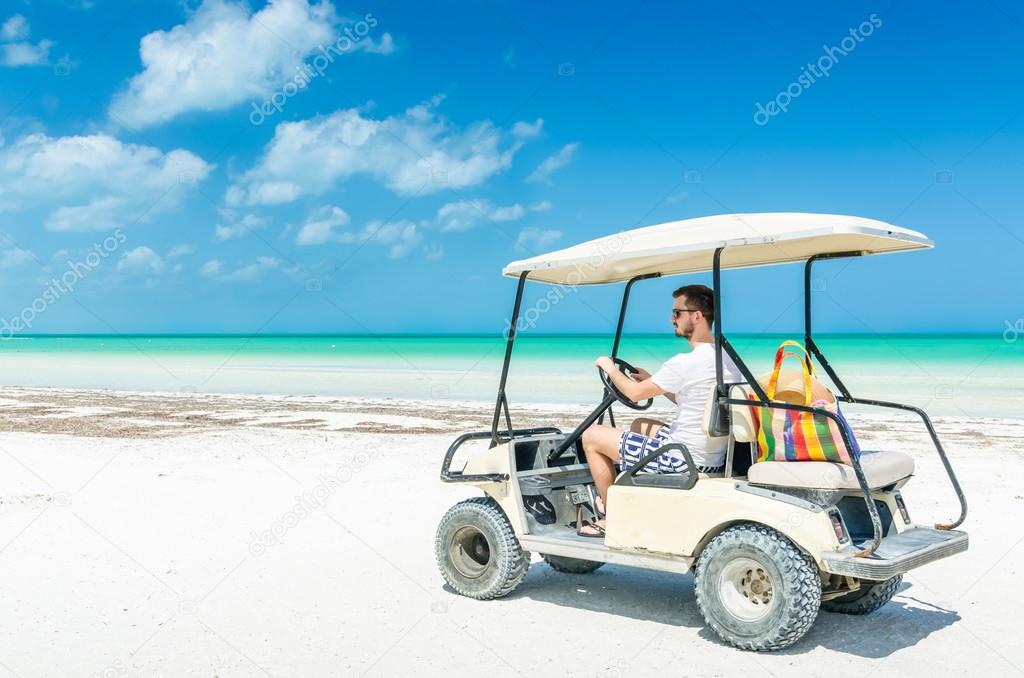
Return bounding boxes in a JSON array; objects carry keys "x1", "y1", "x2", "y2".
[{"x1": 619, "y1": 427, "x2": 724, "y2": 475}]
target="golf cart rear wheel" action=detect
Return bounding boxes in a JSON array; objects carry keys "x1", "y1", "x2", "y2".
[
  {"x1": 695, "y1": 524, "x2": 821, "y2": 651},
  {"x1": 542, "y1": 554, "x2": 605, "y2": 574},
  {"x1": 821, "y1": 575, "x2": 902, "y2": 615},
  {"x1": 435, "y1": 498, "x2": 529, "y2": 600}
]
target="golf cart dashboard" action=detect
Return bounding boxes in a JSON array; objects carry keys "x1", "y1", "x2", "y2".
[{"x1": 513, "y1": 433, "x2": 582, "y2": 471}]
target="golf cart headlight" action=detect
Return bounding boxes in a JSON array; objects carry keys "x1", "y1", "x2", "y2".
[
  {"x1": 894, "y1": 493, "x2": 911, "y2": 524},
  {"x1": 828, "y1": 509, "x2": 848, "y2": 543}
]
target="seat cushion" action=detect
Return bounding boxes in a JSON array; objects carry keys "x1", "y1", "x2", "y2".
[
  {"x1": 747, "y1": 450, "x2": 915, "y2": 490},
  {"x1": 728, "y1": 384, "x2": 758, "y2": 443}
]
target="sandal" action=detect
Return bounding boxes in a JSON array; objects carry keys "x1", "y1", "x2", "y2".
[
  {"x1": 577, "y1": 521, "x2": 605, "y2": 538},
  {"x1": 575, "y1": 506, "x2": 606, "y2": 538}
]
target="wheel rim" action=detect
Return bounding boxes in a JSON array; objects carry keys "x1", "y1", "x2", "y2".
[
  {"x1": 449, "y1": 526, "x2": 492, "y2": 579},
  {"x1": 718, "y1": 557, "x2": 775, "y2": 622}
]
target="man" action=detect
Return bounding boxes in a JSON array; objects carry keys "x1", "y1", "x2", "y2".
[{"x1": 578, "y1": 284, "x2": 740, "y2": 536}]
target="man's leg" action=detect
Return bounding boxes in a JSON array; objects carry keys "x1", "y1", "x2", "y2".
[
  {"x1": 629, "y1": 417, "x2": 667, "y2": 437},
  {"x1": 581, "y1": 424, "x2": 625, "y2": 506}
]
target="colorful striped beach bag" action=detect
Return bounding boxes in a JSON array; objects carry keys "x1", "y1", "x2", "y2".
[{"x1": 749, "y1": 340, "x2": 860, "y2": 464}]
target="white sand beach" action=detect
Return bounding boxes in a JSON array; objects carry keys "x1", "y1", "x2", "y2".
[{"x1": 0, "y1": 388, "x2": 1022, "y2": 677}]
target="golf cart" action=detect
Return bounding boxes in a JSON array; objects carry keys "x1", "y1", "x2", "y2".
[{"x1": 436, "y1": 213, "x2": 968, "y2": 651}]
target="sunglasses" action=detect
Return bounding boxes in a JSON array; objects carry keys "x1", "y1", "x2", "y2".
[{"x1": 672, "y1": 309, "x2": 699, "y2": 319}]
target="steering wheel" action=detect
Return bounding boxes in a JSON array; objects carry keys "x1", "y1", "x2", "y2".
[{"x1": 599, "y1": 357, "x2": 654, "y2": 411}]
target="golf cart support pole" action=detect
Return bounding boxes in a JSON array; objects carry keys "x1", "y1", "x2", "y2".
[
  {"x1": 611, "y1": 273, "x2": 662, "y2": 359},
  {"x1": 803, "y1": 255, "x2": 968, "y2": 530},
  {"x1": 603, "y1": 273, "x2": 661, "y2": 427},
  {"x1": 713, "y1": 246, "x2": 884, "y2": 558},
  {"x1": 491, "y1": 271, "x2": 529, "y2": 446}
]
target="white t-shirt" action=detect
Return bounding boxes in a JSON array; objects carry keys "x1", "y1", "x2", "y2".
[{"x1": 650, "y1": 342, "x2": 741, "y2": 468}]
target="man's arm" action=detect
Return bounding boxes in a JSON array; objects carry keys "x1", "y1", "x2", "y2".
[
  {"x1": 630, "y1": 372, "x2": 679, "y2": 403},
  {"x1": 620, "y1": 365, "x2": 676, "y2": 403},
  {"x1": 595, "y1": 357, "x2": 668, "y2": 402}
]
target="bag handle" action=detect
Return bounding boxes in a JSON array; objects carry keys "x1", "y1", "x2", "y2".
[{"x1": 766, "y1": 340, "x2": 814, "y2": 406}]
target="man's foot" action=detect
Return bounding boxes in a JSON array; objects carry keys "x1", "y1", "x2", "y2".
[
  {"x1": 577, "y1": 519, "x2": 606, "y2": 538},
  {"x1": 595, "y1": 495, "x2": 606, "y2": 518}
]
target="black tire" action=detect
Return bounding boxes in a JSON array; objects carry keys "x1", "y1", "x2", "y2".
[
  {"x1": 695, "y1": 524, "x2": 821, "y2": 651},
  {"x1": 542, "y1": 554, "x2": 605, "y2": 574},
  {"x1": 821, "y1": 575, "x2": 902, "y2": 615},
  {"x1": 435, "y1": 497, "x2": 529, "y2": 600}
]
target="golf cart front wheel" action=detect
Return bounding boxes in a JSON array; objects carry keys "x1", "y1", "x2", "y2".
[
  {"x1": 435, "y1": 497, "x2": 529, "y2": 600},
  {"x1": 695, "y1": 524, "x2": 821, "y2": 651},
  {"x1": 542, "y1": 554, "x2": 605, "y2": 574},
  {"x1": 821, "y1": 575, "x2": 902, "y2": 615}
]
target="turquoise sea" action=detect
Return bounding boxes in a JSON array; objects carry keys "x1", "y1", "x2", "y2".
[{"x1": 0, "y1": 334, "x2": 1019, "y2": 418}]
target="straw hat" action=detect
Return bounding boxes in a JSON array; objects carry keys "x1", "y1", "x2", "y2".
[{"x1": 756, "y1": 368, "x2": 835, "y2": 405}]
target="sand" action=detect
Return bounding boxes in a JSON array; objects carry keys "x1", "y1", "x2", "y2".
[{"x1": 0, "y1": 387, "x2": 1022, "y2": 677}]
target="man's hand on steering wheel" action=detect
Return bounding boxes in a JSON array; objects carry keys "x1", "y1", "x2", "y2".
[
  {"x1": 595, "y1": 356, "x2": 655, "y2": 411},
  {"x1": 595, "y1": 356, "x2": 650, "y2": 380}
]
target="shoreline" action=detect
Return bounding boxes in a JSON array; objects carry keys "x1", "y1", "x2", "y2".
[{"x1": 0, "y1": 385, "x2": 1019, "y2": 440}]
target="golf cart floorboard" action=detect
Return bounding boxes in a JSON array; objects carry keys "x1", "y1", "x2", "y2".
[
  {"x1": 822, "y1": 526, "x2": 968, "y2": 580},
  {"x1": 518, "y1": 532, "x2": 693, "y2": 574}
]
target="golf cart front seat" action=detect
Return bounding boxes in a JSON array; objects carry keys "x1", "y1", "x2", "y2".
[{"x1": 725, "y1": 385, "x2": 915, "y2": 490}]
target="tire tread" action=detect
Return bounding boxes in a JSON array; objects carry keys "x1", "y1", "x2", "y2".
[
  {"x1": 542, "y1": 554, "x2": 605, "y2": 574},
  {"x1": 435, "y1": 497, "x2": 529, "y2": 600},
  {"x1": 694, "y1": 523, "x2": 821, "y2": 651},
  {"x1": 821, "y1": 575, "x2": 902, "y2": 615}
]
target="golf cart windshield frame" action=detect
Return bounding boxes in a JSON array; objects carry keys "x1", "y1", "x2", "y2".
[{"x1": 487, "y1": 247, "x2": 967, "y2": 558}]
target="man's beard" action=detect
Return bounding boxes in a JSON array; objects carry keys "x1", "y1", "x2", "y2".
[{"x1": 675, "y1": 325, "x2": 692, "y2": 339}]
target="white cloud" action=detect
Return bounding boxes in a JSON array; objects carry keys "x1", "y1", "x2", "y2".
[
  {"x1": 511, "y1": 119, "x2": 543, "y2": 140},
  {"x1": 200, "y1": 259, "x2": 223, "y2": 277},
  {"x1": 435, "y1": 198, "x2": 549, "y2": 232},
  {"x1": 167, "y1": 244, "x2": 195, "y2": 258},
  {"x1": 201, "y1": 256, "x2": 280, "y2": 282},
  {"x1": 225, "y1": 256, "x2": 279, "y2": 282},
  {"x1": 526, "y1": 142, "x2": 579, "y2": 184},
  {"x1": 108, "y1": 0, "x2": 393, "y2": 128},
  {"x1": 214, "y1": 212, "x2": 268, "y2": 241},
  {"x1": 1, "y1": 15, "x2": 29, "y2": 41},
  {"x1": 0, "y1": 131, "x2": 212, "y2": 231},
  {"x1": 228, "y1": 97, "x2": 541, "y2": 205},
  {"x1": 0, "y1": 246, "x2": 34, "y2": 268},
  {"x1": 1, "y1": 40, "x2": 53, "y2": 67},
  {"x1": 295, "y1": 205, "x2": 350, "y2": 245},
  {"x1": 361, "y1": 220, "x2": 421, "y2": 258},
  {"x1": 117, "y1": 246, "x2": 164, "y2": 275},
  {"x1": 1, "y1": 15, "x2": 55, "y2": 67},
  {"x1": 424, "y1": 243, "x2": 443, "y2": 261},
  {"x1": 516, "y1": 227, "x2": 561, "y2": 252},
  {"x1": 294, "y1": 208, "x2": 421, "y2": 258},
  {"x1": 361, "y1": 32, "x2": 395, "y2": 55}
]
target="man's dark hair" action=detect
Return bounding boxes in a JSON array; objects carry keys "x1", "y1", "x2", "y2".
[{"x1": 672, "y1": 284, "x2": 715, "y2": 328}]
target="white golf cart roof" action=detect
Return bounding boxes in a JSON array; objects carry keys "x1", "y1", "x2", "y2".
[{"x1": 503, "y1": 212, "x2": 931, "y2": 285}]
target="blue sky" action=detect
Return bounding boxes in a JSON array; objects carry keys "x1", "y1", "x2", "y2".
[{"x1": 0, "y1": 0, "x2": 1021, "y2": 335}]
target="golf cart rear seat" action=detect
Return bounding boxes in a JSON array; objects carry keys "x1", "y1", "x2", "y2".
[{"x1": 726, "y1": 385, "x2": 915, "y2": 490}]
